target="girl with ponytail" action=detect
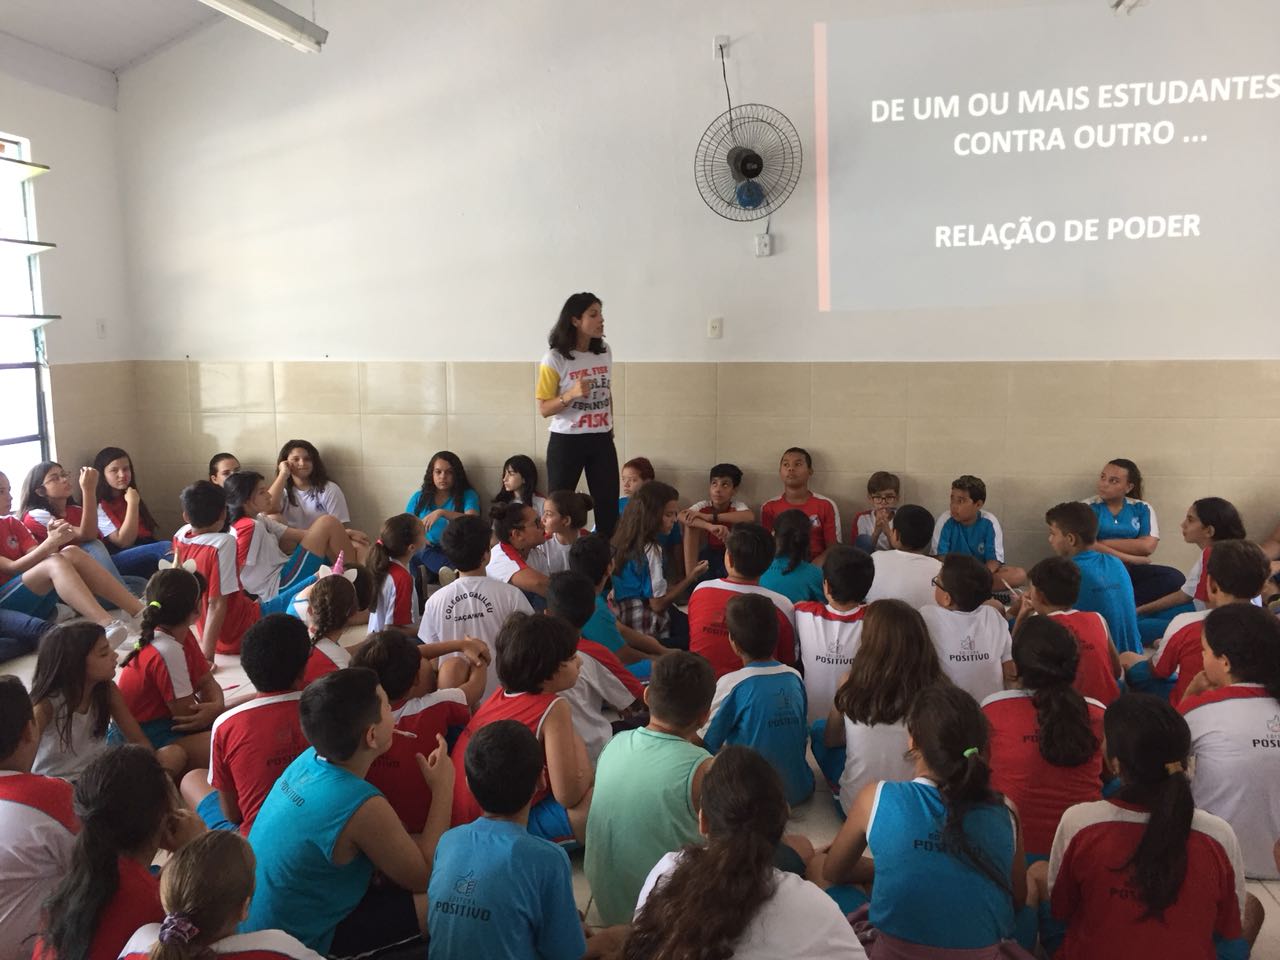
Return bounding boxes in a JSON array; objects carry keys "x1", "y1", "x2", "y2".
[
  {"x1": 530, "y1": 489, "x2": 594, "y2": 574},
  {"x1": 366, "y1": 514, "x2": 425, "y2": 635},
  {"x1": 300, "y1": 575, "x2": 356, "y2": 682},
  {"x1": 35, "y1": 744, "x2": 205, "y2": 960},
  {"x1": 1046, "y1": 693, "x2": 1259, "y2": 958},
  {"x1": 116, "y1": 569, "x2": 224, "y2": 772},
  {"x1": 1181, "y1": 603, "x2": 1280, "y2": 879},
  {"x1": 821, "y1": 684, "x2": 1030, "y2": 954},
  {"x1": 759, "y1": 508, "x2": 825, "y2": 604},
  {"x1": 625, "y1": 745, "x2": 863, "y2": 960},
  {"x1": 118, "y1": 832, "x2": 321, "y2": 960},
  {"x1": 982, "y1": 616, "x2": 1105, "y2": 858}
]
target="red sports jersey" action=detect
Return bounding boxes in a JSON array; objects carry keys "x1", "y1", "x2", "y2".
[
  {"x1": 1048, "y1": 610, "x2": 1120, "y2": 707},
  {"x1": 982, "y1": 689, "x2": 1105, "y2": 856},
  {"x1": 208, "y1": 692, "x2": 308, "y2": 836},
  {"x1": 450, "y1": 688, "x2": 561, "y2": 827},
  {"x1": 0, "y1": 515, "x2": 36, "y2": 566},
  {"x1": 98, "y1": 495, "x2": 154, "y2": 539},
  {"x1": 119, "y1": 928, "x2": 323, "y2": 960},
  {"x1": 1152, "y1": 617, "x2": 1207, "y2": 705},
  {"x1": 117, "y1": 628, "x2": 211, "y2": 723},
  {"x1": 231, "y1": 515, "x2": 256, "y2": 569},
  {"x1": 760, "y1": 492, "x2": 841, "y2": 559},
  {"x1": 689, "y1": 579, "x2": 797, "y2": 678},
  {"x1": 22, "y1": 505, "x2": 95, "y2": 544},
  {"x1": 1049, "y1": 798, "x2": 1244, "y2": 960},
  {"x1": 0, "y1": 771, "x2": 78, "y2": 960},
  {"x1": 368, "y1": 689, "x2": 471, "y2": 832},
  {"x1": 578, "y1": 636, "x2": 644, "y2": 701},
  {"x1": 370, "y1": 562, "x2": 416, "y2": 631},
  {"x1": 33, "y1": 856, "x2": 161, "y2": 960},
  {"x1": 172, "y1": 525, "x2": 260, "y2": 654},
  {"x1": 301, "y1": 637, "x2": 350, "y2": 686}
]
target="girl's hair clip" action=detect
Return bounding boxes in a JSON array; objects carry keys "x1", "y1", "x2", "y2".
[{"x1": 157, "y1": 557, "x2": 199, "y2": 574}]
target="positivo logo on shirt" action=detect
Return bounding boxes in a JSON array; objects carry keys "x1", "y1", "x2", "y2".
[
  {"x1": 951, "y1": 635, "x2": 990, "y2": 663},
  {"x1": 1254, "y1": 716, "x2": 1280, "y2": 748}
]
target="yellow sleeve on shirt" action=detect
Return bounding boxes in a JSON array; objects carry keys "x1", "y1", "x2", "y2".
[{"x1": 535, "y1": 364, "x2": 561, "y2": 401}]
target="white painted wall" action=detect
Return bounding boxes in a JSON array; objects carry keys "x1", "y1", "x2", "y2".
[
  {"x1": 114, "y1": 0, "x2": 1275, "y2": 362},
  {"x1": 0, "y1": 70, "x2": 131, "y2": 362}
]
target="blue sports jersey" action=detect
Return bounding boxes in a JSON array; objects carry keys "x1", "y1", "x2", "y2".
[
  {"x1": 406, "y1": 489, "x2": 481, "y2": 544},
  {"x1": 935, "y1": 515, "x2": 1001, "y2": 563},
  {"x1": 1072, "y1": 550, "x2": 1141, "y2": 655},
  {"x1": 868, "y1": 778, "x2": 1016, "y2": 949},
  {"x1": 582, "y1": 594, "x2": 625, "y2": 653},
  {"x1": 701, "y1": 662, "x2": 814, "y2": 805},
  {"x1": 759, "y1": 557, "x2": 825, "y2": 604},
  {"x1": 428, "y1": 817, "x2": 586, "y2": 960},
  {"x1": 1087, "y1": 497, "x2": 1155, "y2": 541}
]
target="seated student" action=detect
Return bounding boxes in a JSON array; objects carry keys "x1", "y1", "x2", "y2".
[
  {"x1": 486, "y1": 500, "x2": 551, "y2": 601},
  {"x1": 760, "y1": 447, "x2": 841, "y2": 565},
  {"x1": 618, "y1": 457, "x2": 682, "y2": 556},
  {"x1": 759, "y1": 508, "x2": 825, "y2": 604},
  {"x1": 352, "y1": 631, "x2": 475, "y2": 833},
  {"x1": 0, "y1": 675, "x2": 78, "y2": 960},
  {"x1": 1044, "y1": 693, "x2": 1260, "y2": 959},
  {"x1": 289, "y1": 557, "x2": 371, "y2": 627},
  {"x1": 699, "y1": 593, "x2": 813, "y2": 806},
  {"x1": 820, "y1": 685, "x2": 1029, "y2": 952},
  {"x1": 544, "y1": 571, "x2": 644, "y2": 763},
  {"x1": 530, "y1": 490, "x2": 593, "y2": 575},
  {"x1": 612, "y1": 482, "x2": 706, "y2": 642},
  {"x1": 428, "y1": 721, "x2": 590, "y2": 959},
  {"x1": 207, "y1": 452, "x2": 240, "y2": 486},
  {"x1": 1015, "y1": 557, "x2": 1121, "y2": 707},
  {"x1": 932, "y1": 474, "x2": 1026, "y2": 588},
  {"x1": 920, "y1": 554, "x2": 1014, "y2": 703},
  {"x1": 794, "y1": 545, "x2": 874, "y2": 722},
  {"x1": 244, "y1": 669, "x2": 454, "y2": 955},
  {"x1": 406, "y1": 450, "x2": 480, "y2": 584},
  {"x1": 584, "y1": 651, "x2": 716, "y2": 926},
  {"x1": 679, "y1": 462, "x2": 752, "y2": 581},
  {"x1": 1137, "y1": 497, "x2": 1247, "y2": 643},
  {"x1": 0, "y1": 470, "x2": 140, "y2": 647},
  {"x1": 118, "y1": 831, "x2": 321, "y2": 960},
  {"x1": 34, "y1": 745, "x2": 205, "y2": 960},
  {"x1": 982, "y1": 617, "x2": 1105, "y2": 860},
  {"x1": 30, "y1": 622, "x2": 184, "y2": 782},
  {"x1": 1126, "y1": 539, "x2": 1270, "y2": 705},
  {"x1": 852, "y1": 470, "x2": 900, "y2": 553},
  {"x1": 1181, "y1": 603, "x2": 1280, "y2": 880},
  {"x1": 865, "y1": 503, "x2": 942, "y2": 609},
  {"x1": 688, "y1": 523, "x2": 795, "y2": 678},
  {"x1": 1085, "y1": 458, "x2": 1186, "y2": 606},
  {"x1": 1045, "y1": 501, "x2": 1141, "y2": 655},
  {"x1": 492, "y1": 453, "x2": 546, "y2": 515},
  {"x1": 92, "y1": 447, "x2": 172, "y2": 578},
  {"x1": 117, "y1": 568, "x2": 225, "y2": 772},
  {"x1": 367, "y1": 514, "x2": 425, "y2": 635},
  {"x1": 270, "y1": 441, "x2": 371, "y2": 560},
  {"x1": 567, "y1": 534, "x2": 667, "y2": 673},
  {"x1": 425, "y1": 515, "x2": 532, "y2": 702},
  {"x1": 223, "y1": 470, "x2": 354, "y2": 615},
  {"x1": 172, "y1": 481, "x2": 261, "y2": 659},
  {"x1": 178, "y1": 614, "x2": 312, "y2": 835},
  {"x1": 628, "y1": 746, "x2": 865, "y2": 960},
  {"x1": 449, "y1": 613, "x2": 594, "y2": 845},
  {"x1": 811, "y1": 599, "x2": 943, "y2": 813}
]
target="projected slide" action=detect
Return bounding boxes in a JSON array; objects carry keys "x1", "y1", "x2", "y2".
[{"x1": 813, "y1": 1, "x2": 1280, "y2": 311}]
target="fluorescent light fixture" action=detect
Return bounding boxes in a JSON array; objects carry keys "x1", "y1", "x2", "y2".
[{"x1": 196, "y1": 0, "x2": 329, "y2": 53}]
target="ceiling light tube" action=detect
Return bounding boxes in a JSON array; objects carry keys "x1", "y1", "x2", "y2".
[{"x1": 195, "y1": 0, "x2": 328, "y2": 53}]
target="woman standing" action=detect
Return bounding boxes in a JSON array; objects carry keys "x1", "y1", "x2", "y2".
[{"x1": 536, "y1": 292, "x2": 619, "y2": 538}]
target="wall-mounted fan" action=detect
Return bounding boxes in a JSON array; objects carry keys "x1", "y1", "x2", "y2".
[{"x1": 694, "y1": 103, "x2": 803, "y2": 222}]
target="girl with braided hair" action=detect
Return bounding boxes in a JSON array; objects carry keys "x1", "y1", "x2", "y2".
[
  {"x1": 300, "y1": 574, "x2": 356, "y2": 684},
  {"x1": 117, "y1": 831, "x2": 321, "y2": 960},
  {"x1": 34, "y1": 744, "x2": 204, "y2": 960},
  {"x1": 116, "y1": 569, "x2": 224, "y2": 772}
]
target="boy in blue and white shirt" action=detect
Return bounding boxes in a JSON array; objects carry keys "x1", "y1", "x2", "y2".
[
  {"x1": 932, "y1": 474, "x2": 1026, "y2": 587},
  {"x1": 699, "y1": 592, "x2": 814, "y2": 805}
]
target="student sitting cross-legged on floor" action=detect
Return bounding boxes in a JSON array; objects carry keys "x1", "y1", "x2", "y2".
[{"x1": 794, "y1": 544, "x2": 874, "y2": 724}]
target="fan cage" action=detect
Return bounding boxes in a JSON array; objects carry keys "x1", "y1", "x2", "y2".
[{"x1": 694, "y1": 103, "x2": 803, "y2": 222}]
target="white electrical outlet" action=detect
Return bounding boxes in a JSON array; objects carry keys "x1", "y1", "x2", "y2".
[
  {"x1": 755, "y1": 234, "x2": 772, "y2": 257},
  {"x1": 713, "y1": 35, "x2": 729, "y2": 60},
  {"x1": 707, "y1": 316, "x2": 724, "y2": 339}
]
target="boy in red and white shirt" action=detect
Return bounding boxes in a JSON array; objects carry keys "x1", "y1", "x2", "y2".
[
  {"x1": 179, "y1": 614, "x2": 312, "y2": 835},
  {"x1": 679, "y1": 463, "x2": 752, "y2": 582},
  {"x1": 689, "y1": 523, "x2": 796, "y2": 679},
  {"x1": 795, "y1": 545, "x2": 874, "y2": 722},
  {"x1": 759, "y1": 447, "x2": 841, "y2": 565},
  {"x1": 0, "y1": 676, "x2": 78, "y2": 960},
  {"x1": 172, "y1": 481, "x2": 260, "y2": 658},
  {"x1": 1016, "y1": 557, "x2": 1121, "y2": 707}
]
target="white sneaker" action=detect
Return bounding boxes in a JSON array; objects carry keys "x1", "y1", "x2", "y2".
[
  {"x1": 438, "y1": 566, "x2": 459, "y2": 587},
  {"x1": 103, "y1": 619, "x2": 129, "y2": 648},
  {"x1": 54, "y1": 603, "x2": 76, "y2": 623}
]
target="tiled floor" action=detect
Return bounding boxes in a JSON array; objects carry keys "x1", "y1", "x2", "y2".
[{"x1": 4, "y1": 629, "x2": 1278, "y2": 954}]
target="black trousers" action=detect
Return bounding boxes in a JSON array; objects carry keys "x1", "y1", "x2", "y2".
[{"x1": 547, "y1": 430, "x2": 620, "y2": 539}]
